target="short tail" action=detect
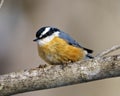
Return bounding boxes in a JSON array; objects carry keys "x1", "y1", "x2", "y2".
[
  {"x1": 83, "y1": 47, "x2": 93, "y2": 53},
  {"x1": 86, "y1": 54, "x2": 94, "y2": 59},
  {"x1": 83, "y1": 47, "x2": 94, "y2": 59}
]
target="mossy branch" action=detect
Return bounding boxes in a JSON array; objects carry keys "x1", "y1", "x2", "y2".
[{"x1": 0, "y1": 45, "x2": 120, "y2": 96}]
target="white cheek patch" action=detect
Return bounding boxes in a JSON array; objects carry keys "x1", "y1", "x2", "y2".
[{"x1": 37, "y1": 32, "x2": 59, "y2": 46}]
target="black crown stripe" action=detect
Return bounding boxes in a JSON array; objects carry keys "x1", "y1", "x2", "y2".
[{"x1": 36, "y1": 27, "x2": 60, "y2": 39}]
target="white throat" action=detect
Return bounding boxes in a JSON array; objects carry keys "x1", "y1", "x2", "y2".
[{"x1": 37, "y1": 32, "x2": 59, "y2": 46}]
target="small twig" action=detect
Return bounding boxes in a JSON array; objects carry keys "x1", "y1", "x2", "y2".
[
  {"x1": 96, "y1": 45, "x2": 120, "y2": 57},
  {"x1": 0, "y1": 0, "x2": 4, "y2": 9}
]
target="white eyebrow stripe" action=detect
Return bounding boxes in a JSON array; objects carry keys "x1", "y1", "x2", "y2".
[{"x1": 40, "y1": 27, "x2": 50, "y2": 37}]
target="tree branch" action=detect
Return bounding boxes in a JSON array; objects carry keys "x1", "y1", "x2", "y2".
[
  {"x1": 0, "y1": 45, "x2": 120, "y2": 96},
  {"x1": 0, "y1": 0, "x2": 4, "y2": 9},
  {"x1": 96, "y1": 45, "x2": 120, "y2": 57}
]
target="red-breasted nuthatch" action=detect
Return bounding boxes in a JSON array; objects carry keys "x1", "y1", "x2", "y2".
[{"x1": 33, "y1": 26, "x2": 93, "y2": 65}]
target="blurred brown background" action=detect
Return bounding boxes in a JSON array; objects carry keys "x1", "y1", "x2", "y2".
[{"x1": 0, "y1": 0, "x2": 120, "y2": 96}]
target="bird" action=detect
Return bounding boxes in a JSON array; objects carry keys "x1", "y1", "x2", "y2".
[{"x1": 33, "y1": 26, "x2": 93, "y2": 65}]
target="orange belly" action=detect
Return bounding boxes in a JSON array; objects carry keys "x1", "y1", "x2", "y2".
[{"x1": 38, "y1": 37, "x2": 85, "y2": 65}]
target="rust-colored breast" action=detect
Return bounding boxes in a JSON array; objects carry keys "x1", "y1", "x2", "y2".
[{"x1": 38, "y1": 37, "x2": 85, "y2": 65}]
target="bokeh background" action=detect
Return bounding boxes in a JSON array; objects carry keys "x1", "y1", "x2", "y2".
[{"x1": 0, "y1": 0, "x2": 120, "y2": 96}]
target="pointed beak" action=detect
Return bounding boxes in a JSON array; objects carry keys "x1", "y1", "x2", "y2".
[{"x1": 33, "y1": 38, "x2": 39, "y2": 42}]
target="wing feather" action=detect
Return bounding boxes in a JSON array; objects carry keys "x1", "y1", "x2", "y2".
[{"x1": 59, "y1": 31, "x2": 93, "y2": 54}]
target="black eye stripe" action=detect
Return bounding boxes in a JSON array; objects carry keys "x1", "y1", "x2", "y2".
[
  {"x1": 40, "y1": 28, "x2": 54, "y2": 39},
  {"x1": 35, "y1": 27, "x2": 60, "y2": 39},
  {"x1": 36, "y1": 27, "x2": 46, "y2": 38},
  {"x1": 52, "y1": 28, "x2": 60, "y2": 32}
]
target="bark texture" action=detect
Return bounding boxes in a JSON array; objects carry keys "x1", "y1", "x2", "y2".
[{"x1": 0, "y1": 45, "x2": 120, "y2": 96}]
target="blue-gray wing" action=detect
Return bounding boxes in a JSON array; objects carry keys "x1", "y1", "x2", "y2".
[
  {"x1": 59, "y1": 31, "x2": 93, "y2": 54},
  {"x1": 59, "y1": 31, "x2": 82, "y2": 48}
]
